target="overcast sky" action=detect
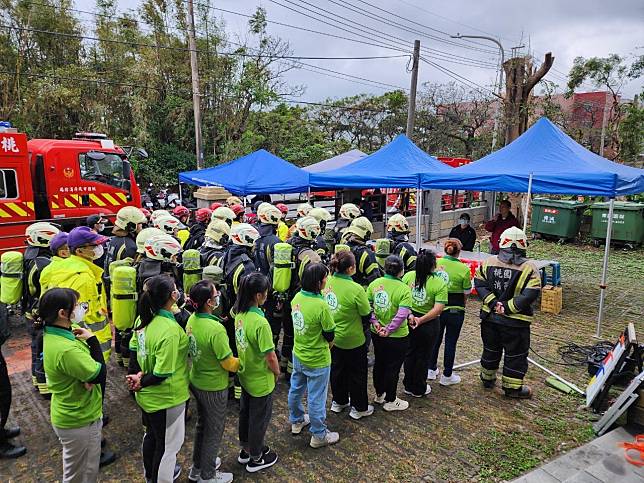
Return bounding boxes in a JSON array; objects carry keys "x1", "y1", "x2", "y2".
[{"x1": 79, "y1": 0, "x2": 643, "y2": 100}]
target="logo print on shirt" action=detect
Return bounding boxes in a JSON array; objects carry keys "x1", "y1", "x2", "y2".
[
  {"x1": 292, "y1": 304, "x2": 306, "y2": 334},
  {"x1": 411, "y1": 286, "x2": 427, "y2": 305},
  {"x1": 235, "y1": 319, "x2": 247, "y2": 352},
  {"x1": 187, "y1": 332, "x2": 200, "y2": 361},
  {"x1": 324, "y1": 290, "x2": 339, "y2": 312},
  {"x1": 435, "y1": 269, "x2": 450, "y2": 285},
  {"x1": 137, "y1": 330, "x2": 147, "y2": 359},
  {"x1": 373, "y1": 286, "x2": 390, "y2": 312}
]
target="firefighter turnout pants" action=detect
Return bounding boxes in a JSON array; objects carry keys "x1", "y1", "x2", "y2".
[{"x1": 479, "y1": 321, "x2": 530, "y2": 390}]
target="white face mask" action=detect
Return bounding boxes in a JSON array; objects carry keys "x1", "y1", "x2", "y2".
[
  {"x1": 91, "y1": 245, "x2": 104, "y2": 260},
  {"x1": 70, "y1": 304, "x2": 87, "y2": 324},
  {"x1": 459, "y1": 219, "x2": 469, "y2": 226},
  {"x1": 96, "y1": 224, "x2": 105, "y2": 232}
]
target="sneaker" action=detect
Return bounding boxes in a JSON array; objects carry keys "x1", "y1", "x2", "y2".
[
  {"x1": 2, "y1": 426, "x2": 20, "y2": 439},
  {"x1": 0, "y1": 441, "x2": 27, "y2": 459},
  {"x1": 245, "y1": 450, "x2": 278, "y2": 473},
  {"x1": 189, "y1": 458, "x2": 223, "y2": 481},
  {"x1": 330, "y1": 401, "x2": 350, "y2": 413},
  {"x1": 310, "y1": 430, "x2": 340, "y2": 448},
  {"x1": 373, "y1": 393, "x2": 385, "y2": 405},
  {"x1": 403, "y1": 385, "x2": 431, "y2": 398},
  {"x1": 427, "y1": 368, "x2": 439, "y2": 380},
  {"x1": 440, "y1": 374, "x2": 461, "y2": 386},
  {"x1": 173, "y1": 463, "x2": 182, "y2": 481},
  {"x1": 291, "y1": 414, "x2": 310, "y2": 435},
  {"x1": 349, "y1": 405, "x2": 374, "y2": 420},
  {"x1": 199, "y1": 471, "x2": 233, "y2": 483},
  {"x1": 99, "y1": 450, "x2": 117, "y2": 467},
  {"x1": 383, "y1": 398, "x2": 409, "y2": 412},
  {"x1": 238, "y1": 446, "x2": 269, "y2": 465}
]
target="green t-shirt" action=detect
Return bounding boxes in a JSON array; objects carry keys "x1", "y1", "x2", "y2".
[
  {"x1": 129, "y1": 310, "x2": 190, "y2": 413},
  {"x1": 43, "y1": 326, "x2": 103, "y2": 429},
  {"x1": 234, "y1": 307, "x2": 276, "y2": 397},
  {"x1": 402, "y1": 271, "x2": 449, "y2": 316},
  {"x1": 437, "y1": 255, "x2": 472, "y2": 310},
  {"x1": 367, "y1": 275, "x2": 413, "y2": 338},
  {"x1": 324, "y1": 273, "x2": 371, "y2": 349},
  {"x1": 292, "y1": 290, "x2": 336, "y2": 368},
  {"x1": 186, "y1": 313, "x2": 232, "y2": 392}
]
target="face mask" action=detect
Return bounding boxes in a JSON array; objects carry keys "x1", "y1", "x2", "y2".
[
  {"x1": 70, "y1": 304, "x2": 87, "y2": 324},
  {"x1": 96, "y1": 224, "x2": 105, "y2": 232},
  {"x1": 91, "y1": 245, "x2": 104, "y2": 260},
  {"x1": 211, "y1": 294, "x2": 221, "y2": 308},
  {"x1": 459, "y1": 219, "x2": 469, "y2": 226}
]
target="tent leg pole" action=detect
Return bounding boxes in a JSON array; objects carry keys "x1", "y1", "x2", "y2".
[
  {"x1": 415, "y1": 188, "x2": 423, "y2": 251},
  {"x1": 383, "y1": 188, "x2": 389, "y2": 227},
  {"x1": 179, "y1": 183, "x2": 183, "y2": 205},
  {"x1": 596, "y1": 198, "x2": 614, "y2": 339},
  {"x1": 523, "y1": 172, "x2": 533, "y2": 232}
]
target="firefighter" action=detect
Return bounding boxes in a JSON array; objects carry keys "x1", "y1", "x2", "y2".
[
  {"x1": 22, "y1": 222, "x2": 59, "y2": 393},
  {"x1": 39, "y1": 232, "x2": 70, "y2": 292},
  {"x1": 213, "y1": 206, "x2": 236, "y2": 228},
  {"x1": 199, "y1": 219, "x2": 231, "y2": 267},
  {"x1": 150, "y1": 209, "x2": 170, "y2": 225},
  {"x1": 136, "y1": 234, "x2": 183, "y2": 293},
  {"x1": 342, "y1": 217, "x2": 382, "y2": 287},
  {"x1": 86, "y1": 214, "x2": 108, "y2": 235},
  {"x1": 153, "y1": 214, "x2": 186, "y2": 242},
  {"x1": 172, "y1": 205, "x2": 191, "y2": 246},
  {"x1": 133, "y1": 227, "x2": 164, "y2": 264},
  {"x1": 221, "y1": 223, "x2": 260, "y2": 400},
  {"x1": 210, "y1": 201, "x2": 223, "y2": 211},
  {"x1": 275, "y1": 203, "x2": 290, "y2": 241},
  {"x1": 184, "y1": 208, "x2": 212, "y2": 250},
  {"x1": 286, "y1": 202, "x2": 313, "y2": 239},
  {"x1": 308, "y1": 207, "x2": 332, "y2": 261},
  {"x1": 334, "y1": 203, "x2": 361, "y2": 243},
  {"x1": 474, "y1": 227, "x2": 541, "y2": 399},
  {"x1": 226, "y1": 196, "x2": 242, "y2": 207},
  {"x1": 230, "y1": 204, "x2": 245, "y2": 225},
  {"x1": 386, "y1": 213, "x2": 417, "y2": 271}
]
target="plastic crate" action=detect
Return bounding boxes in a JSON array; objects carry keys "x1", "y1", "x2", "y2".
[{"x1": 541, "y1": 285, "x2": 562, "y2": 314}]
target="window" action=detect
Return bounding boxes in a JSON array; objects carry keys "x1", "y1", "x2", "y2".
[
  {"x1": 0, "y1": 169, "x2": 18, "y2": 199},
  {"x1": 79, "y1": 152, "x2": 128, "y2": 189},
  {"x1": 441, "y1": 189, "x2": 484, "y2": 211}
]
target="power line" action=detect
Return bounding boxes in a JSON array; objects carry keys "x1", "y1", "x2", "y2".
[{"x1": 419, "y1": 56, "x2": 499, "y2": 98}]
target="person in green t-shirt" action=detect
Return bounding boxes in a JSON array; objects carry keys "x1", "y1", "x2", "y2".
[
  {"x1": 428, "y1": 239, "x2": 472, "y2": 386},
  {"x1": 325, "y1": 250, "x2": 373, "y2": 420},
  {"x1": 367, "y1": 255, "x2": 413, "y2": 412},
  {"x1": 185, "y1": 280, "x2": 238, "y2": 483},
  {"x1": 40, "y1": 288, "x2": 105, "y2": 483},
  {"x1": 126, "y1": 275, "x2": 189, "y2": 483},
  {"x1": 401, "y1": 249, "x2": 447, "y2": 397},
  {"x1": 288, "y1": 263, "x2": 340, "y2": 449},
  {"x1": 232, "y1": 272, "x2": 280, "y2": 474}
]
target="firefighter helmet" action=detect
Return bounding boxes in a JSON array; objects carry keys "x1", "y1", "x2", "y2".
[
  {"x1": 212, "y1": 206, "x2": 236, "y2": 225},
  {"x1": 339, "y1": 203, "x2": 361, "y2": 220},
  {"x1": 140, "y1": 208, "x2": 151, "y2": 219},
  {"x1": 296, "y1": 203, "x2": 313, "y2": 217},
  {"x1": 210, "y1": 201, "x2": 223, "y2": 211},
  {"x1": 154, "y1": 215, "x2": 186, "y2": 234},
  {"x1": 150, "y1": 209, "x2": 170, "y2": 223},
  {"x1": 144, "y1": 234, "x2": 182, "y2": 261},
  {"x1": 387, "y1": 213, "x2": 410, "y2": 234},
  {"x1": 296, "y1": 216, "x2": 321, "y2": 241},
  {"x1": 346, "y1": 216, "x2": 373, "y2": 240},
  {"x1": 195, "y1": 208, "x2": 212, "y2": 223},
  {"x1": 136, "y1": 227, "x2": 164, "y2": 254},
  {"x1": 205, "y1": 219, "x2": 231, "y2": 245},
  {"x1": 230, "y1": 223, "x2": 260, "y2": 247},
  {"x1": 230, "y1": 204, "x2": 245, "y2": 217},
  {"x1": 499, "y1": 227, "x2": 528, "y2": 250},
  {"x1": 226, "y1": 196, "x2": 242, "y2": 207},
  {"x1": 115, "y1": 206, "x2": 147, "y2": 232},
  {"x1": 257, "y1": 203, "x2": 282, "y2": 225},
  {"x1": 172, "y1": 205, "x2": 190, "y2": 219},
  {"x1": 308, "y1": 207, "x2": 332, "y2": 223},
  {"x1": 275, "y1": 203, "x2": 289, "y2": 216},
  {"x1": 25, "y1": 222, "x2": 60, "y2": 247}
]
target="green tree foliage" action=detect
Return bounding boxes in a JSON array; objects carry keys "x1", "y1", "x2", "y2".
[{"x1": 619, "y1": 91, "x2": 644, "y2": 167}]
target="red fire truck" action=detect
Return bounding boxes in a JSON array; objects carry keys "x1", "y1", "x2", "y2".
[{"x1": 0, "y1": 129, "x2": 141, "y2": 253}]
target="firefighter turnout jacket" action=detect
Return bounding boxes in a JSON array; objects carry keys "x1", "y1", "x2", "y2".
[
  {"x1": 346, "y1": 236, "x2": 382, "y2": 287},
  {"x1": 254, "y1": 223, "x2": 280, "y2": 277},
  {"x1": 388, "y1": 232, "x2": 417, "y2": 271}
]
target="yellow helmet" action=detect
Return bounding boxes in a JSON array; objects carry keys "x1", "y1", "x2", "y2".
[
  {"x1": 205, "y1": 219, "x2": 231, "y2": 245},
  {"x1": 257, "y1": 203, "x2": 283, "y2": 225},
  {"x1": 25, "y1": 222, "x2": 60, "y2": 247},
  {"x1": 308, "y1": 207, "x2": 332, "y2": 223},
  {"x1": 387, "y1": 213, "x2": 410, "y2": 233},
  {"x1": 296, "y1": 216, "x2": 321, "y2": 241},
  {"x1": 296, "y1": 203, "x2": 313, "y2": 217},
  {"x1": 339, "y1": 203, "x2": 361, "y2": 220},
  {"x1": 115, "y1": 206, "x2": 147, "y2": 231},
  {"x1": 346, "y1": 216, "x2": 373, "y2": 240},
  {"x1": 136, "y1": 227, "x2": 164, "y2": 254},
  {"x1": 213, "y1": 206, "x2": 236, "y2": 225},
  {"x1": 499, "y1": 227, "x2": 528, "y2": 250},
  {"x1": 230, "y1": 223, "x2": 260, "y2": 247},
  {"x1": 226, "y1": 196, "x2": 242, "y2": 207}
]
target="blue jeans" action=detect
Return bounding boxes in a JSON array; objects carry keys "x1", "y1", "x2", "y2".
[
  {"x1": 288, "y1": 354, "x2": 331, "y2": 438},
  {"x1": 428, "y1": 310, "x2": 465, "y2": 377}
]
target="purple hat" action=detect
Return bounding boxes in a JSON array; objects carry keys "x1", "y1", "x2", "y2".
[
  {"x1": 68, "y1": 226, "x2": 109, "y2": 250},
  {"x1": 50, "y1": 232, "x2": 69, "y2": 253}
]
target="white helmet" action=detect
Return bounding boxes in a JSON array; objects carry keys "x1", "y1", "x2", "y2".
[
  {"x1": 346, "y1": 216, "x2": 373, "y2": 240},
  {"x1": 154, "y1": 215, "x2": 186, "y2": 234},
  {"x1": 136, "y1": 227, "x2": 164, "y2": 254},
  {"x1": 213, "y1": 206, "x2": 236, "y2": 226},
  {"x1": 25, "y1": 222, "x2": 60, "y2": 247},
  {"x1": 115, "y1": 206, "x2": 147, "y2": 231},
  {"x1": 296, "y1": 203, "x2": 313, "y2": 217},
  {"x1": 150, "y1": 209, "x2": 170, "y2": 223},
  {"x1": 339, "y1": 203, "x2": 361, "y2": 220},
  {"x1": 257, "y1": 203, "x2": 283, "y2": 225},
  {"x1": 499, "y1": 227, "x2": 528, "y2": 250},
  {"x1": 226, "y1": 195, "x2": 242, "y2": 207},
  {"x1": 296, "y1": 216, "x2": 321, "y2": 241},
  {"x1": 144, "y1": 234, "x2": 182, "y2": 261},
  {"x1": 230, "y1": 223, "x2": 260, "y2": 247},
  {"x1": 387, "y1": 213, "x2": 410, "y2": 234},
  {"x1": 205, "y1": 219, "x2": 231, "y2": 245},
  {"x1": 308, "y1": 207, "x2": 332, "y2": 223}
]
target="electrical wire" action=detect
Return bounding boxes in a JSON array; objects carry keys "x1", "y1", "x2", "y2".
[
  {"x1": 528, "y1": 341, "x2": 615, "y2": 367},
  {"x1": 419, "y1": 56, "x2": 499, "y2": 98}
]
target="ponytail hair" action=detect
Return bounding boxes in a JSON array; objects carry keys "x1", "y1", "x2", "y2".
[
  {"x1": 415, "y1": 249, "x2": 437, "y2": 289},
  {"x1": 233, "y1": 272, "x2": 270, "y2": 315},
  {"x1": 444, "y1": 238, "x2": 463, "y2": 257},
  {"x1": 137, "y1": 274, "x2": 176, "y2": 329},
  {"x1": 384, "y1": 254, "x2": 404, "y2": 278},
  {"x1": 36, "y1": 288, "x2": 79, "y2": 328},
  {"x1": 329, "y1": 250, "x2": 355, "y2": 275},
  {"x1": 188, "y1": 280, "x2": 216, "y2": 312}
]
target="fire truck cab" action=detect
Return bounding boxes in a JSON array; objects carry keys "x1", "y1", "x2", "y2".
[{"x1": 0, "y1": 128, "x2": 141, "y2": 252}]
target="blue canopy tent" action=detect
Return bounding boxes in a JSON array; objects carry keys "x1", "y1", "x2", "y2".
[
  {"x1": 303, "y1": 149, "x2": 366, "y2": 173},
  {"x1": 178, "y1": 149, "x2": 310, "y2": 195},
  {"x1": 420, "y1": 117, "x2": 644, "y2": 337}
]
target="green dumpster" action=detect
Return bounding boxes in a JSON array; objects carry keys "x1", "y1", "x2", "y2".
[
  {"x1": 590, "y1": 201, "x2": 644, "y2": 245},
  {"x1": 531, "y1": 198, "x2": 589, "y2": 240}
]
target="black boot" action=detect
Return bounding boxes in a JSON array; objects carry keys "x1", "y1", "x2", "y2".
[
  {"x1": 99, "y1": 449, "x2": 117, "y2": 467},
  {"x1": 503, "y1": 385, "x2": 533, "y2": 399},
  {"x1": 0, "y1": 441, "x2": 27, "y2": 459},
  {"x1": 2, "y1": 426, "x2": 20, "y2": 439}
]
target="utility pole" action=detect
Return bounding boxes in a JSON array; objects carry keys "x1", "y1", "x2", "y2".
[
  {"x1": 187, "y1": 0, "x2": 204, "y2": 170},
  {"x1": 406, "y1": 40, "x2": 421, "y2": 138}
]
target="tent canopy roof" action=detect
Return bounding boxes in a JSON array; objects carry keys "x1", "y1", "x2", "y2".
[
  {"x1": 303, "y1": 149, "x2": 366, "y2": 173},
  {"x1": 420, "y1": 117, "x2": 644, "y2": 196},
  {"x1": 178, "y1": 149, "x2": 309, "y2": 195},
  {"x1": 310, "y1": 134, "x2": 451, "y2": 188}
]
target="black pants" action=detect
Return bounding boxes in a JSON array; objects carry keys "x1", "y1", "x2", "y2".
[
  {"x1": 403, "y1": 321, "x2": 439, "y2": 396},
  {"x1": 238, "y1": 388, "x2": 273, "y2": 460},
  {"x1": 0, "y1": 347, "x2": 11, "y2": 444},
  {"x1": 372, "y1": 334, "x2": 409, "y2": 403},
  {"x1": 428, "y1": 310, "x2": 465, "y2": 377},
  {"x1": 480, "y1": 322, "x2": 530, "y2": 390},
  {"x1": 141, "y1": 403, "x2": 186, "y2": 482},
  {"x1": 331, "y1": 343, "x2": 368, "y2": 411}
]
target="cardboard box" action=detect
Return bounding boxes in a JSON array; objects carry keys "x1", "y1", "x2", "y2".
[{"x1": 541, "y1": 285, "x2": 563, "y2": 314}]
